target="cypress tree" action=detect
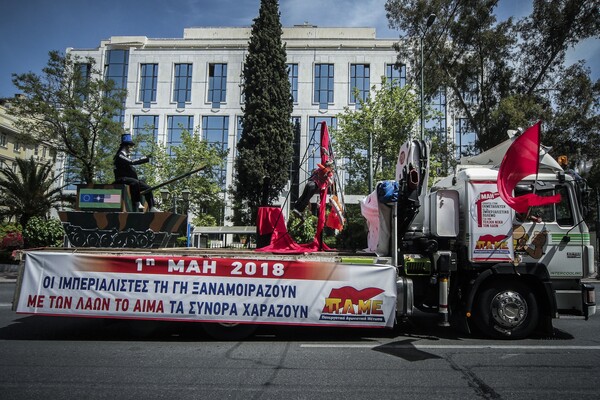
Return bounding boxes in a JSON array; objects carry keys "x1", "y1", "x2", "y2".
[{"x1": 232, "y1": 0, "x2": 293, "y2": 225}]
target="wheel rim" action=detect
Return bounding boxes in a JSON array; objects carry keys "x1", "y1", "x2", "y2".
[{"x1": 490, "y1": 290, "x2": 528, "y2": 328}]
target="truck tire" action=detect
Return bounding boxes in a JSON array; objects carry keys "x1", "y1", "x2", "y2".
[
  {"x1": 201, "y1": 322, "x2": 257, "y2": 341},
  {"x1": 474, "y1": 280, "x2": 539, "y2": 339}
]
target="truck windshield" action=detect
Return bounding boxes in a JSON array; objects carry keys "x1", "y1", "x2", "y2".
[{"x1": 514, "y1": 186, "x2": 574, "y2": 226}]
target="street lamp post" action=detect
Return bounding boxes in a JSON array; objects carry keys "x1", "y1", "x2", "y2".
[
  {"x1": 160, "y1": 188, "x2": 190, "y2": 214},
  {"x1": 420, "y1": 13, "x2": 437, "y2": 140}
]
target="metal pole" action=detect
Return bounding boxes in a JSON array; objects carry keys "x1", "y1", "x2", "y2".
[
  {"x1": 419, "y1": 14, "x2": 436, "y2": 141},
  {"x1": 420, "y1": 35, "x2": 425, "y2": 141},
  {"x1": 368, "y1": 130, "x2": 373, "y2": 192}
]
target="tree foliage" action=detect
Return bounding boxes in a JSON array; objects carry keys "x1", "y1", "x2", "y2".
[
  {"x1": 0, "y1": 157, "x2": 68, "y2": 227},
  {"x1": 336, "y1": 80, "x2": 420, "y2": 194},
  {"x1": 9, "y1": 50, "x2": 126, "y2": 184},
  {"x1": 134, "y1": 128, "x2": 227, "y2": 227},
  {"x1": 232, "y1": 0, "x2": 293, "y2": 225},
  {"x1": 385, "y1": 0, "x2": 599, "y2": 172},
  {"x1": 23, "y1": 216, "x2": 65, "y2": 248}
]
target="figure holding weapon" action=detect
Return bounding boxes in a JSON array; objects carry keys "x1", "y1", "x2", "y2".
[{"x1": 113, "y1": 133, "x2": 159, "y2": 212}]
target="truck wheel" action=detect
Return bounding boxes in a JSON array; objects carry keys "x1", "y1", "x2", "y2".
[
  {"x1": 201, "y1": 322, "x2": 257, "y2": 341},
  {"x1": 474, "y1": 280, "x2": 538, "y2": 339}
]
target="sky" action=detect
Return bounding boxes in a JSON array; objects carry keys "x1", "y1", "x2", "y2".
[{"x1": 0, "y1": 0, "x2": 598, "y2": 99}]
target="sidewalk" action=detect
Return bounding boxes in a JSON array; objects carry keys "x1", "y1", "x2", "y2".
[{"x1": 0, "y1": 264, "x2": 18, "y2": 283}]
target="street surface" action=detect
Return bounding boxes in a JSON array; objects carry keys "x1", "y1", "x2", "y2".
[{"x1": 1, "y1": 281, "x2": 600, "y2": 400}]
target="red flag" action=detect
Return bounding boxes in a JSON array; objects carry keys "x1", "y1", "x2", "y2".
[
  {"x1": 314, "y1": 122, "x2": 331, "y2": 246},
  {"x1": 497, "y1": 122, "x2": 561, "y2": 213}
]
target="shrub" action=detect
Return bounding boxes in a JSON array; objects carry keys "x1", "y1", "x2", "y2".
[
  {"x1": 334, "y1": 204, "x2": 367, "y2": 251},
  {"x1": 0, "y1": 223, "x2": 23, "y2": 264},
  {"x1": 288, "y1": 210, "x2": 317, "y2": 244},
  {"x1": 23, "y1": 217, "x2": 65, "y2": 248},
  {"x1": 1, "y1": 230, "x2": 24, "y2": 250}
]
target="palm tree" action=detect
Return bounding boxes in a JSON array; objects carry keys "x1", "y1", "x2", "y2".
[{"x1": 0, "y1": 157, "x2": 66, "y2": 227}]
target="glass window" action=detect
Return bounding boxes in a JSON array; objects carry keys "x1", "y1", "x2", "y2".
[
  {"x1": 63, "y1": 155, "x2": 79, "y2": 190},
  {"x1": 455, "y1": 118, "x2": 477, "y2": 159},
  {"x1": 75, "y1": 63, "x2": 91, "y2": 101},
  {"x1": 202, "y1": 116, "x2": 229, "y2": 189},
  {"x1": 426, "y1": 87, "x2": 447, "y2": 140},
  {"x1": 235, "y1": 116, "x2": 243, "y2": 159},
  {"x1": 308, "y1": 116, "x2": 337, "y2": 173},
  {"x1": 555, "y1": 186, "x2": 574, "y2": 226},
  {"x1": 515, "y1": 186, "x2": 574, "y2": 226},
  {"x1": 14, "y1": 142, "x2": 21, "y2": 152},
  {"x1": 208, "y1": 63, "x2": 227, "y2": 108},
  {"x1": 104, "y1": 49, "x2": 129, "y2": 124},
  {"x1": 314, "y1": 64, "x2": 334, "y2": 109},
  {"x1": 386, "y1": 63, "x2": 406, "y2": 88},
  {"x1": 34, "y1": 145, "x2": 39, "y2": 156},
  {"x1": 167, "y1": 115, "x2": 194, "y2": 156},
  {"x1": 173, "y1": 63, "x2": 193, "y2": 108},
  {"x1": 132, "y1": 115, "x2": 159, "y2": 157},
  {"x1": 350, "y1": 64, "x2": 370, "y2": 106},
  {"x1": 287, "y1": 63, "x2": 298, "y2": 103},
  {"x1": 0, "y1": 134, "x2": 7, "y2": 147},
  {"x1": 290, "y1": 117, "x2": 302, "y2": 203},
  {"x1": 139, "y1": 63, "x2": 158, "y2": 107}
]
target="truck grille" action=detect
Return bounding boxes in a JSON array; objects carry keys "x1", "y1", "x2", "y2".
[{"x1": 404, "y1": 256, "x2": 431, "y2": 275}]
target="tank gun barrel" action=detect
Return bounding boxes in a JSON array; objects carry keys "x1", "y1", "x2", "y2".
[{"x1": 140, "y1": 165, "x2": 205, "y2": 195}]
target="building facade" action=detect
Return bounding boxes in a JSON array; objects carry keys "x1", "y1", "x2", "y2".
[
  {"x1": 67, "y1": 26, "x2": 459, "y2": 223},
  {"x1": 0, "y1": 101, "x2": 56, "y2": 172}
]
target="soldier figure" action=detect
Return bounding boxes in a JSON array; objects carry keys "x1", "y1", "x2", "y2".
[{"x1": 113, "y1": 133, "x2": 159, "y2": 212}]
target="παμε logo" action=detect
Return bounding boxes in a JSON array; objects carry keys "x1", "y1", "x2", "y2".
[{"x1": 319, "y1": 286, "x2": 386, "y2": 322}]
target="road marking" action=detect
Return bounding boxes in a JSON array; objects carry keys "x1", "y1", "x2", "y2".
[
  {"x1": 0, "y1": 303, "x2": 12, "y2": 308},
  {"x1": 301, "y1": 344, "x2": 600, "y2": 350}
]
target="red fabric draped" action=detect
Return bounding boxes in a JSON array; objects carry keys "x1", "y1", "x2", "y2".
[{"x1": 255, "y1": 122, "x2": 334, "y2": 253}]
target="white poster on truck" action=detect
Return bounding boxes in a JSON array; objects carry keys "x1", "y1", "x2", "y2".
[
  {"x1": 468, "y1": 181, "x2": 514, "y2": 262},
  {"x1": 16, "y1": 252, "x2": 397, "y2": 329}
]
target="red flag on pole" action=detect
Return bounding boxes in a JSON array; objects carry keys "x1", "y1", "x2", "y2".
[{"x1": 497, "y1": 121, "x2": 561, "y2": 214}]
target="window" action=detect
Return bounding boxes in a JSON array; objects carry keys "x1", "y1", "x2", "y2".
[
  {"x1": 167, "y1": 115, "x2": 194, "y2": 156},
  {"x1": 308, "y1": 117, "x2": 337, "y2": 173},
  {"x1": 104, "y1": 49, "x2": 129, "y2": 123},
  {"x1": 290, "y1": 117, "x2": 302, "y2": 204},
  {"x1": 350, "y1": 64, "x2": 370, "y2": 106},
  {"x1": 555, "y1": 186, "x2": 574, "y2": 226},
  {"x1": 202, "y1": 116, "x2": 229, "y2": 189},
  {"x1": 287, "y1": 63, "x2": 298, "y2": 103},
  {"x1": 34, "y1": 145, "x2": 39, "y2": 156},
  {"x1": 14, "y1": 142, "x2": 21, "y2": 152},
  {"x1": 314, "y1": 64, "x2": 334, "y2": 109},
  {"x1": 455, "y1": 118, "x2": 477, "y2": 159},
  {"x1": 173, "y1": 63, "x2": 192, "y2": 108},
  {"x1": 139, "y1": 63, "x2": 158, "y2": 107},
  {"x1": 0, "y1": 134, "x2": 6, "y2": 147},
  {"x1": 75, "y1": 63, "x2": 91, "y2": 100},
  {"x1": 63, "y1": 155, "x2": 79, "y2": 191},
  {"x1": 426, "y1": 88, "x2": 447, "y2": 140},
  {"x1": 236, "y1": 116, "x2": 243, "y2": 159},
  {"x1": 386, "y1": 63, "x2": 406, "y2": 88},
  {"x1": 208, "y1": 63, "x2": 227, "y2": 108},
  {"x1": 132, "y1": 115, "x2": 159, "y2": 157},
  {"x1": 515, "y1": 186, "x2": 574, "y2": 226}
]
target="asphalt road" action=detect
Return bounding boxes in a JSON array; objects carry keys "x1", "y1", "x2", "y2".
[{"x1": 1, "y1": 281, "x2": 600, "y2": 400}]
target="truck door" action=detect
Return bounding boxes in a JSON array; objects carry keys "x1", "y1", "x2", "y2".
[{"x1": 513, "y1": 184, "x2": 585, "y2": 278}]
